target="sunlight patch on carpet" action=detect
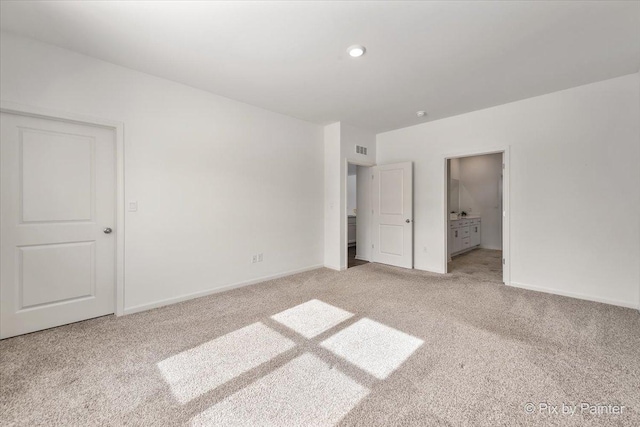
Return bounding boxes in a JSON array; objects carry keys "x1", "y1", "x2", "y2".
[
  {"x1": 321, "y1": 318, "x2": 423, "y2": 379},
  {"x1": 191, "y1": 353, "x2": 369, "y2": 426},
  {"x1": 157, "y1": 322, "x2": 294, "y2": 403},
  {"x1": 271, "y1": 299, "x2": 354, "y2": 338}
]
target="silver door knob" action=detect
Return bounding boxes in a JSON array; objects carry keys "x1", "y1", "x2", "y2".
[
  {"x1": 405, "y1": 219, "x2": 411, "y2": 223},
  {"x1": 103, "y1": 227, "x2": 113, "y2": 234}
]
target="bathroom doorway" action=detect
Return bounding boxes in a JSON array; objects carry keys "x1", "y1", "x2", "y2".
[
  {"x1": 347, "y1": 163, "x2": 370, "y2": 268},
  {"x1": 444, "y1": 150, "x2": 510, "y2": 284}
]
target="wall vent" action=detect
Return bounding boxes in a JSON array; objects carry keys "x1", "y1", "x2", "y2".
[{"x1": 355, "y1": 145, "x2": 368, "y2": 155}]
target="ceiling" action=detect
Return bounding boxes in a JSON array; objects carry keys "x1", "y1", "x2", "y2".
[{"x1": 1, "y1": 1, "x2": 639, "y2": 133}]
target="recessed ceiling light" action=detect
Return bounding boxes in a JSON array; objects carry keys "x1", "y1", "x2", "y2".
[
  {"x1": 347, "y1": 45, "x2": 366, "y2": 58},
  {"x1": 416, "y1": 111, "x2": 427, "y2": 117}
]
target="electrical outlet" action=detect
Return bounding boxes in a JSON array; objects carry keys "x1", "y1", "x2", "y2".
[
  {"x1": 258, "y1": 253, "x2": 264, "y2": 262},
  {"x1": 251, "y1": 255, "x2": 257, "y2": 264}
]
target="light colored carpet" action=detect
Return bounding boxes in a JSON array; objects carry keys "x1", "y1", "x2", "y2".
[{"x1": 1, "y1": 249, "x2": 639, "y2": 426}]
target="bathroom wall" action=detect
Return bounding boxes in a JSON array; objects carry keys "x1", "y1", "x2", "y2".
[
  {"x1": 448, "y1": 158, "x2": 461, "y2": 213},
  {"x1": 347, "y1": 173, "x2": 357, "y2": 215},
  {"x1": 458, "y1": 153, "x2": 503, "y2": 249}
]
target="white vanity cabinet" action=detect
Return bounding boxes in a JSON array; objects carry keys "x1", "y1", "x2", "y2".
[{"x1": 449, "y1": 217, "x2": 481, "y2": 256}]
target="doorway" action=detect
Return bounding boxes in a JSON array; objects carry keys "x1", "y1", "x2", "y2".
[
  {"x1": 0, "y1": 110, "x2": 119, "y2": 338},
  {"x1": 444, "y1": 150, "x2": 510, "y2": 284},
  {"x1": 346, "y1": 163, "x2": 368, "y2": 268}
]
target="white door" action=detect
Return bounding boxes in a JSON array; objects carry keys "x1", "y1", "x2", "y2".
[
  {"x1": 1, "y1": 112, "x2": 116, "y2": 339},
  {"x1": 371, "y1": 162, "x2": 413, "y2": 268}
]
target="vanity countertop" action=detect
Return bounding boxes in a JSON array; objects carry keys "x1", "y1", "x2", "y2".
[{"x1": 450, "y1": 215, "x2": 481, "y2": 220}]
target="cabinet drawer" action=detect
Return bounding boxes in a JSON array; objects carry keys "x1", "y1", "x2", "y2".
[
  {"x1": 461, "y1": 226, "x2": 470, "y2": 237},
  {"x1": 462, "y1": 237, "x2": 471, "y2": 247}
]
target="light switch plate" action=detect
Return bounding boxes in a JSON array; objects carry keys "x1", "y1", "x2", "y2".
[{"x1": 128, "y1": 201, "x2": 138, "y2": 212}]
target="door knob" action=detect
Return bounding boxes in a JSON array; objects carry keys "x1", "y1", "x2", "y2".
[
  {"x1": 103, "y1": 227, "x2": 113, "y2": 234},
  {"x1": 405, "y1": 219, "x2": 411, "y2": 223}
]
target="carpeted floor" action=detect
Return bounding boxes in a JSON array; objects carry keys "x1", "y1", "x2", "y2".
[{"x1": 1, "y1": 249, "x2": 639, "y2": 426}]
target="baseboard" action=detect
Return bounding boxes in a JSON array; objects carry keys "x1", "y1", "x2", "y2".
[
  {"x1": 354, "y1": 255, "x2": 370, "y2": 261},
  {"x1": 451, "y1": 245, "x2": 480, "y2": 257},
  {"x1": 479, "y1": 245, "x2": 502, "y2": 251},
  {"x1": 324, "y1": 264, "x2": 342, "y2": 271},
  {"x1": 123, "y1": 264, "x2": 324, "y2": 315},
  {"x1": 414, "y1": 264, "x2": 447, "y2": 275},
  {"x1": 508, "y1": 281, "x2": 639, "y2": 310}
]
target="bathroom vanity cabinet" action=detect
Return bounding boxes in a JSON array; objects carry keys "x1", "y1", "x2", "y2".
[{"x1": 449, "y1": 217, "x2": 481, "y2": 256}]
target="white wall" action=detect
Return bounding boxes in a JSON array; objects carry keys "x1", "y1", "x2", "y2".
[
  {"x1": 323, "y1": 122, "x2": 376, "y2": 270},
  {"x1": 458, "y1": 153, "x2": 503, "y2": 250},
  {"x1": 378, "y1": 73, "x2": 640, "y2": 308},
  {"x1": 323, "y1": 123, "x2": 342, "y2": 270},
  {"x1": 1, "y1": 32, "x2": 325, "y2": 313},
  {"x1": 347, "y1": 174, "x2": 357, "y2": 215}
]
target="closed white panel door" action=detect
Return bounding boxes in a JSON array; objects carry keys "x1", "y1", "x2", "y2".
[
  {"x1": 1, "y1": 113, "x2": 115, "y2": 339},
  {"x1": 371, "y1": 162, "x2": 412, "y2": 268}
]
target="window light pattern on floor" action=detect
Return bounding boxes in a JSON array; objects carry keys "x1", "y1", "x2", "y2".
[
  {"x1": 191, "y1": 353, "x2": 369, "y2": 427},
  {"x1": 271, "y1": 299, "x2": 354, "y2": 338},
  {"x1": 321, "y1": 318, "x2": 424, "y2": 379},
  {"x1": 154, "y1": 299, "x2": 423, "y2": 425},
  {"x1": 157, "y1": 322, "x2": 294, "y2": 403}
]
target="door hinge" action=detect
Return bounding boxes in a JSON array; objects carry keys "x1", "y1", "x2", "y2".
[
  {"x1": 502, "y1": 258, "x2": 506, "y2": 265},
  {"x1": 372, "y1": 244, "x2": 374, "y2": 248},
  {"x1": 371, "y1": 174, "x2": 374, "y2": 180},
  {"x1": 502, "y1": 163, "x2": 505, "y2": 170}
]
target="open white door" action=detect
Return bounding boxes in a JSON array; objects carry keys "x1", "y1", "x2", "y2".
[{"x1": 371, "y1": 162, "x2": 413, "y2": 268}]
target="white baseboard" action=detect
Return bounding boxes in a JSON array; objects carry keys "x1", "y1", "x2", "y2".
[
  {"x1": 123, "y1": 264, "x2": 324, "y2": 315},
  {"x1": 508, "y1": 281, "x2": 639, "y2": 310},
  {"x1": 354, "y1": 255, "x2": 370, "y2": 261},
  {"x1": 414, "y1": 264, "x2": 447, "y2": 275}
]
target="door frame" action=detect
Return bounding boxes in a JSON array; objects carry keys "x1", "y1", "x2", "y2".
[
  {"x1": 343, "y1": 158, "x2": 375, "y2": 270},
  {"x1": 443, "y1": 146, "x2": 510, "y2": 285},
  {"x1": 1, "y1": 100, "x2": 126, "y2": 316}
]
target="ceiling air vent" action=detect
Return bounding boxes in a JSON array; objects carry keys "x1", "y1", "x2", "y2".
[{"x1": 355, "y1": 145, "x2": 368, "y2": 155}]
